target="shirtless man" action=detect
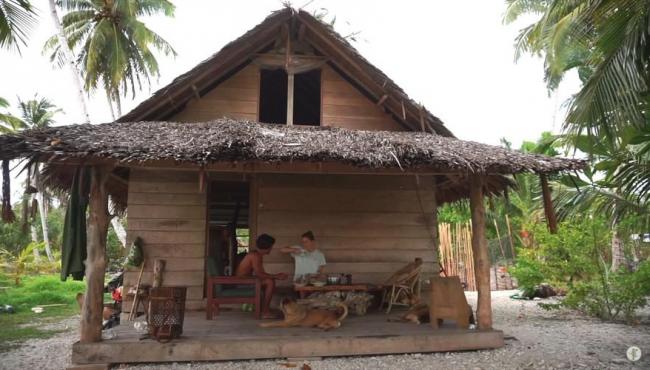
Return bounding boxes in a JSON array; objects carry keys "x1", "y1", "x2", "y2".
[{"x1": 235, "y1": 233, "x2": 287, "y2": 318}]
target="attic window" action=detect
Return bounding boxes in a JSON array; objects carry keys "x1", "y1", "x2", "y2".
[
  {"x1": 258, "y1": 68, "x2": 321, "y2": 126},
  {"x1": 259, "y1": 69, "x2": 288, "y2": 124}
]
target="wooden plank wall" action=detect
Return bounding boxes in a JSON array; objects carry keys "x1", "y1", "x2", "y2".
[
  {"x1": 321, "y1": 65, "x2": 404, "y2": 131},
  {"x1": 168, "y1": 62, "x2": 404, "y2": 133},
  {"x1": 257, "y1": 174, "x2": 438, "y2": 284},
  {"x1": 123, "y1": 169, "x2": 207, "y2": 313},
  {"x1": 171, "y1": 64, "x2": 259, "y2": 122}
]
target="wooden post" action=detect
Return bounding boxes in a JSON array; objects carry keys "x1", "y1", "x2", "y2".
[
  {"x1": 153, "y1": 259, "x2": 166, "y2": 288},
  {"x1": 286, "y1": 72, "x2": 294, "y2": 125},
  {"x1": 431, "y1": 179, "x2": 440, "y2": 271},
  {"x1": 539, "y1": 174, "x2": 558, "y2": 234},
  {"x1": 80, "y1": 166, "x2": 111, "y2": 343},
  {"x1": 468, "y1": 174, "x2": 492, "y2": 330}
]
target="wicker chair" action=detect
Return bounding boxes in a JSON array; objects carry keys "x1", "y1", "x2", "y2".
[{"x1": 380, "y1": 259, "x2": 423, "y2": 313}]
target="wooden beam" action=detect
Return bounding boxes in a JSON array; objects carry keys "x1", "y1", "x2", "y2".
[
  {"x1": 418, "y1": 104, "x2": 426, "y2": 132},
  {"x1": 468, "y1": 174, "x2": 492, "y2": 330},
  {"x1": 376, "y1": 94, "x2": 388, "y2": 107},
  {"x1": 401, "y1": 100, "x2": 407, "y2": 120},
  {"x1": 287, "y1": 72, "x2": 294, "y2": 126},
  {"x1": 80, "y1": 165, "x2": 111, "y2": 343},
  {"x1": 539, "y1": 174, "x2": 558, "y2": 234},
  {"x1": 191, "y1": 84, "x2": 201, "y2": 100}
]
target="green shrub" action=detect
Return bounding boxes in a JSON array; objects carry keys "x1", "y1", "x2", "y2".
[
  {"x1": 562, "y1": 261, "x2": 650, "y2": 323},
  {"x1": 510, "y1": 257, "x2": 545, "y2": 296}
]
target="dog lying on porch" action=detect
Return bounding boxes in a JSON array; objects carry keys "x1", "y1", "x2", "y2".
[{"x1": 259, "y1": 297, "x2": 348, "y2": 330}]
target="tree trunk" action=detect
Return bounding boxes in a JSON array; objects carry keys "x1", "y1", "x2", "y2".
[
  {"x1": 48, "y1": 0, "x2": 91, "y2": 124},
  {"x1": 37, "y1": 191, "x2": 54, "y2": 261},
  {"x1": 29, "y1": 217, "x2": 41, "y2": 262},
  {"x1": 611, "y1": 229, "x2": 624, "y2": 272},
  {"x1": 33, "y1": 164, "x2": 54, "y2": 261},
  {"x1": 539, "y1": 174, "x2": 558, "y2": 234},
  {"x1": 111, "y1": 217, "x2": 127, "y2": 247},
  {"x1": 469, "y1": 174, "x2": 492, "y2": 330},
  {"x1": 80, "y1": 166, "x2": 111, "y2": 343}
]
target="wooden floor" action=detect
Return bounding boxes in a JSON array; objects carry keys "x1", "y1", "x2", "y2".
[{"x1": 72, "y1": 310, "x2": 504, "y2": 365}]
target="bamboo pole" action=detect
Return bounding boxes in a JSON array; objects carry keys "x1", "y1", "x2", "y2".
[
  {"x1": 505, "y1": 214, "x2": 516, "y2": 259},
  {"x1": 80, "y1": 166, "x2": 111, "y2": 343},
  {"x1": 493, "y1": 219, "x2": 507, "y2": 259},
  {"x1": 469, "y1": 175, "x2": 492, "y2": 329}
]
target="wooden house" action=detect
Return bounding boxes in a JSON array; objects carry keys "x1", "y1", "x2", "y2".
[{"x1": 0, "y1": 8, "x2": 582, "y2": 368}]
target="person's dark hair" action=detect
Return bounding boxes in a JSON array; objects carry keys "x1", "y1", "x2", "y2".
[
  {"x1": 301, "y1": 230, "x2": 315, "y2": 241},
  {"x1": 256, "y1": 234, "x2": 276, "y2": 250}
]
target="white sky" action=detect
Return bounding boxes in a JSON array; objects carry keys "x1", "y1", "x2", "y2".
[{"x1": 1, "y1": 0, "x2": 580, "y2": 196}]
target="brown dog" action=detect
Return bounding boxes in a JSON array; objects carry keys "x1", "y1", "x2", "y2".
[
  {"x1": 259, "y1": 298, "x2": 348, "y2": 330},
  {"x1": 388, "y1": 303, "x2": 430, "y2": 324}
]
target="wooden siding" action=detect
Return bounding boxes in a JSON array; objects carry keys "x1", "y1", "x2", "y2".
[
  {"x1": 321, "y1": 65, "x2": 404, "y2": 131},
  {"x1": 169, "y1": 63, "x2": 404, "y2": 132},
  {"x1": 123, "y1": 169, "x2": 206, "y2": 312},
  {"x1": 256, "y1": 174, "x2": 438, "y2": 285},
  {"x1": 170, "y1": 64, "x2": 259, "y2": 122}
]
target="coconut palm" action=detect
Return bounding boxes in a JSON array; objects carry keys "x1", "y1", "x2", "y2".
[
  {"x1": 47, "y1": 0, "x2": 91, "y2": 123},
  {"x1": 16, "y1": 95, "x2": 62, "y2": 261},
  {"x1": 0, "y1": 0, "x2": 37, "y2": 52},
  {"x1": 44, "y1": 0, "x2": 176, "y2": 118},
  {"x1": 505, "y1": 0, "x2": 649, "y2": 143},
  {"x1": 0, "y1": 97, "x2": 24, "y2": 132}
]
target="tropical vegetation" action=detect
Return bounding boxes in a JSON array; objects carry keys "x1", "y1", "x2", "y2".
[{"x1": 44, "y1": 0, "x2": 177, "y2": 118}]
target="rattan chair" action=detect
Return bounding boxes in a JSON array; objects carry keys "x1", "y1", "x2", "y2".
[{"x1": 380, "y1": 259, "x2": 423, "y2": 313}]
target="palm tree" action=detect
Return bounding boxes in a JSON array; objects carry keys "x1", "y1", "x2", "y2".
[
  {"x1": 554, "y1": 131, "x2": 649, "y2": 271},
  {"x1": 505, "y1": 0, "x2": 650, "y2": 270},
  {"x1": 0, "y1": 0, "x2": 37, "y2": 52},
  {"x1": 44, "y1": 0, "x2": 176, "y2": 118},
  {"x1": 47, "y1": 0, "x2": 91, "y2": 123},
  {"x1": 17, "y1": 95, "x2": 62, "y2": 261},
  {"x1": 505, "y1": 0, "x2": 649, "y2": 143},
  {"x1": 0, "y1": 97, "x2": 24, "y2": 132}
]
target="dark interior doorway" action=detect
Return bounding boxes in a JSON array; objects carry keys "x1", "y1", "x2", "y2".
[{"x1": 206, "y1": 181, "x2": 250, "y2": 278}]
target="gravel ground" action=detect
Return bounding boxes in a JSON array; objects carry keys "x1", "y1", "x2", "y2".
[{"x1": 2, "y1": 290, "x2": 648, "y2": 370}]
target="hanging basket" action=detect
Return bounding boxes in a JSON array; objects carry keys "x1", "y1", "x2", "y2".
[{"x1": 148, "y1": 287, "x2": 186, "y2": 342}]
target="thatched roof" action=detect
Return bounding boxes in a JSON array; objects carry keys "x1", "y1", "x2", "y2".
[
  {"x1": 0, "y1": 119, "x2": 582, "y2": 174},
  {"x1": 117, "y1": 8, "x2": 453, "y2": 136}
]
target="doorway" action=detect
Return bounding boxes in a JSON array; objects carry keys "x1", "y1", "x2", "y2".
[{"x1": 206, "y1": 181, "x2": 250, "y2": 279}]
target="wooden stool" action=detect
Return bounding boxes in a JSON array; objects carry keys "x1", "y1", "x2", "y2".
[{"x1": 429, "y1": 276, "x2": 471, "y2": 329}]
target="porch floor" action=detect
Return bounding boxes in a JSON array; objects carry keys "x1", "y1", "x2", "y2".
[{"x1": 72, "y1": 310, "x2": 504, "y2": 365}]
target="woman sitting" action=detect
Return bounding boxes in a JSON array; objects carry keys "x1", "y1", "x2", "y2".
[{"x1": 280, "y1": 231, "x2": 326, "y2": 282}]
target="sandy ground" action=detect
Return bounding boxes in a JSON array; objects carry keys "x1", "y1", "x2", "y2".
[{"x1": 1, "y1": 290, "x2": 648, "y2": 370}]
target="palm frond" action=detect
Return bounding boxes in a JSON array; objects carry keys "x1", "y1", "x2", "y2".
[{"x1": 0, "y1": 0, "x2": 38, "y2": 52}]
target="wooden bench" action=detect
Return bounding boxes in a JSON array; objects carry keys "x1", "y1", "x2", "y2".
[{"x1": 206, "y1": 276, "x2": 262, "y2": 320}]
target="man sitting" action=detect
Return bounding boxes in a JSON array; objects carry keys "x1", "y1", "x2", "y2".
[
  {"x1": 236, "y1": 234, "x2": 287, "y2": 318},
  {"x1": 280, "y1": 231, "x2": 327, "y2": 282}
]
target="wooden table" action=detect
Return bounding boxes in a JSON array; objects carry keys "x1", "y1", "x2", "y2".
[{"x1": 294, "y1": 283, "x2": 383, "y2": 299}]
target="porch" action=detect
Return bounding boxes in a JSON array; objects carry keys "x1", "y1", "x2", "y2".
[{"x1": 72, "y1": 310, "x2": 504, "y2": 365}]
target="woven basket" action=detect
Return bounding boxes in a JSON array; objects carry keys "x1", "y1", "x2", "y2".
[{"x1": 148, "y1": 287, "x2": 186, "y2": 341}]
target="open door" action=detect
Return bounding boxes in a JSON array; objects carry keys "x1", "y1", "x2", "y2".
[{"x1": 206, "y1": 180, "x2": 250, "y2": 286}]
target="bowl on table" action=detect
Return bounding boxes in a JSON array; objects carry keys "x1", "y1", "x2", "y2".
[
  {"x1": 311, "y1": 281, "x2": 326, "y2": 287},
  {"x1": 326, "y1": 275, "x2": 341, "y2": 285}
]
